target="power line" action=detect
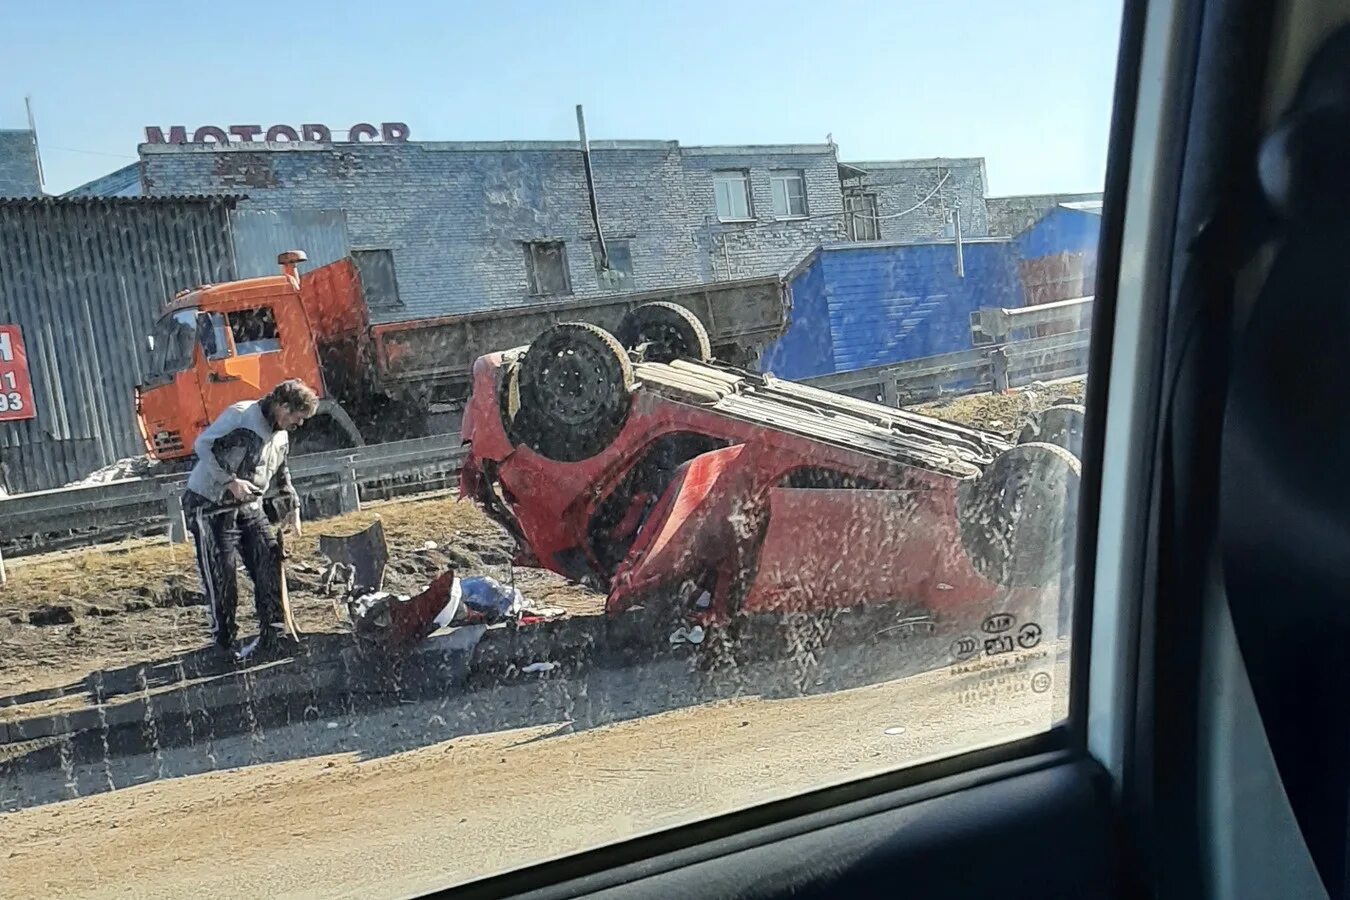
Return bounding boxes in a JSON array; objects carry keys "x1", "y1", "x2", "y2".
[
  {"x1": 847, "y1": 171, "x2": 952, "y2": 221},
  {"x1": 46, "y1": 146, "x2": 137, "y2": 160}
]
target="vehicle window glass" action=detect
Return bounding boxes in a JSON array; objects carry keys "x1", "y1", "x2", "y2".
[
  {"x1": 147, "y1": 309, "x2": 199, "y2": 377},
  {"x1": 1, "y1": 2, "x2": 1118, "y2": 895},
  {"x1": 227, "y1": 306, "x2": 280, "y2": 355},
  {"x1": 196, "y1": 311, "x2": 229, "y2": 360}
]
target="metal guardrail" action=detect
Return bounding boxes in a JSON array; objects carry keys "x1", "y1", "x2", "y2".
[
  {"x1": 805, "y1": 330, "x2": 1091, "y2": 406},
  {"x1": 0, "y1": 434, "x2": 468, "y2": 567}
]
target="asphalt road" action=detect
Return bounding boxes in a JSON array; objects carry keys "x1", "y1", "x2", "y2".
[{"x1": 0, "y1": 623, "x2": 1070, "y2": 899}]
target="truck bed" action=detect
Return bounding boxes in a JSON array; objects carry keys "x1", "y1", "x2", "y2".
[{"x1": 371, "y1": 277, "x2": 788, "y2": 397}]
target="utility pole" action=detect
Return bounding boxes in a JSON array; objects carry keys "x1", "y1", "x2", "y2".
[
  {"x1": 24, "y1": 96, "x2": 46, "y2": 195},
  {"x1": 953, "y1": 207, "x2": 965, "y2": 278},
  {"x1": 576, "y1": 105, "x2": 608, "y2": 271}
]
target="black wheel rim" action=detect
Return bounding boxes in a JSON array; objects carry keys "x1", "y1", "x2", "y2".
[{"x1": 536, "y1": 344, "x2": 618, "y2": 425}]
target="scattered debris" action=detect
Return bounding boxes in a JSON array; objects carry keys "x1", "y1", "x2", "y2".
[
  {"x1": 521, "y1": 661, "x2": 557, "y2": 674},
  {"x1": 64, "y1": 455, "x2": 161, "y2": 487},
  {"x1": 669, "y1": 625, "x2": 706, "y2": 646},
  {"x1": 884, "y1": 726, "x2": 906, "y2": 736}
]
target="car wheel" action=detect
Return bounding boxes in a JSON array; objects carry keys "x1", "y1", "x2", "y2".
[
  {"x1": 513, "y1": 322, "x2": 633, "y2": 462},
  {"x1": 616, "y1": 302, "x2": 713, "y2": 363},
  {"x1": 957, "y1": 441, "x2": 1082, "y2": 589}
]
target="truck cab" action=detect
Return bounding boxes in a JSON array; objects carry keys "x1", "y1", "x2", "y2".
[{"x1": 136, "y1": 255, "x2": 332, "y2": 461}]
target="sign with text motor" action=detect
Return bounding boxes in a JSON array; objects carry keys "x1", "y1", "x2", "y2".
[
  {"x1": 0, "y1": 326, "x2": 36, "y2": 421},
  {"x1": 144, "y1": 122, "x2": 410, "y2": 145}
]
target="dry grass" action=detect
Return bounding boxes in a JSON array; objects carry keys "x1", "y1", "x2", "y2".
[
  {"x1": 912, "y1": 377, "x2": 1085, "y2": 437},
  {"x1": 1, "y1": 492, "x2": 512, "y2": 619}
]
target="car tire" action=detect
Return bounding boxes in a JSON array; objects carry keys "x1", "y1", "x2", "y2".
[
  {"x1": 616, "y1": 302, "x2": 713, "y2": 363},
  {"x1": 1017, "y1": 403, "x2": 1086, "y2": 459},
  {"x1": 957, "y1": 441, "x2": 1082, "y2": 589},
  {"x1": 513, "y1": 322, "x2": 633, "y2": 462}
]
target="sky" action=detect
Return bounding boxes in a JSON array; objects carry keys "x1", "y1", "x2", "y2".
[{"x1": 3, "y1": 0, "x2": 1123, "y2": 196}]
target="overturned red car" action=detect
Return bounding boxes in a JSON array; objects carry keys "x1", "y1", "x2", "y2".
[{"x1": 459, "y1": 303, "x2": 1079, "y2": 636}]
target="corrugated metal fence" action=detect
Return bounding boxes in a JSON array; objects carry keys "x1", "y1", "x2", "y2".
[
  {"x1": 0, "y1": 199, "x2": 355, "y2": 493},
  {"x1": 0, "y1": 198, "x2": 237, "y2": 492}
]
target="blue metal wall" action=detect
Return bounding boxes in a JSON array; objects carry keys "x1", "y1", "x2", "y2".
[
  {"x1": 760, "y1": 250, "x2": 831, "y2": 378},
  {"x1": 763, "y1": 239, "x2": 1024, "y2": 380},
  {"x1": 1014, "y1": 207, "x2": 1101, "y2": 259}
]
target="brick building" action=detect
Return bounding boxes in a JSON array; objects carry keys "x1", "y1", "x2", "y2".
[
  {"x1": 131, "y1": 139, "x2": 994, "y2": 323},
  {"x1": 137, "y1": 140, "x2": 852, "y2": 321},
  {"x1": 986, "y1": 190, "x2": 1103, "y2": 236},
  {"x1": 839, "y1": 158, "x2": 990, "y2": 243},
  {"x1": 0, "y1": 130, "x2": 42, "y2": 197}
]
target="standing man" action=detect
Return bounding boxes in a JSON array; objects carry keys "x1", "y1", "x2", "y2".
[{"x1": 183, "y1": 379, "x2": 318, "y2": 661}]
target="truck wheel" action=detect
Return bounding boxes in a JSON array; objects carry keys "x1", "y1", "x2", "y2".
[
  {"x1": 957, "y1": 441, "x2": 1081, "y2": 589},
  {"x1": 616, "y1": 302, "x2": 712, "y2": 363},
  {"x1": 514, "y1": 322, "x2": 633, "y2": 462},
  {"x1": 1017, "y1": 404, "x2": 1086, "y2": 459}
]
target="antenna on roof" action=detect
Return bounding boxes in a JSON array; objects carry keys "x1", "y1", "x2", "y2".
[{"x1": 24, "y1": 96, "x2": 45, "y2": 195}]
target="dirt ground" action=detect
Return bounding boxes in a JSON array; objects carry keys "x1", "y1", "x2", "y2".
[
  {"x1": 0, "y1": 649, "x2": 1070, "y2": 899},
  {"x1": 0, "y1": 378, "x2": 1083, "y2": 706},
  {"x1": 0, "y1": 492, "x2": 601, "y2": 702}
]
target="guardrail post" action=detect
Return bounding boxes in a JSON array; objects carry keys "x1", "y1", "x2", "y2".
[
  {"x1": 166, "y1": 492, "x2": 188, "y2": 544},
  {"x1": 338, "y1": 462, "x2": 361, "y2": 514},
  {"x1": 990, "y1": 347, "x2": 1011, "y2": 394}
]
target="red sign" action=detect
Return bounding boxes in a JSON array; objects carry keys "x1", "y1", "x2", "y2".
[
  {"x1": 0, "y1": 326, "x2": 36, "y2": 421},
  {"x1": 143, "y1": 123, "x2": 410, "y2": 145}
]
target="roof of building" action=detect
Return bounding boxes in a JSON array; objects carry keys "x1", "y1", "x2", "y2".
[
  {"x1": 138, "y1": 139, "x2": 838, "y2": 157},
  {"x1": 1059, "y1": 200, "x2": 1104, "y2": 214},
  {"x1": 0, "y1": 194, "x2": 242, "y2": 208},
  {"x1": 63, "y1": 162, "x2": 141, "y2": 198},
  {"x1": 843, "y1": 157, "x2": 985, "y2": 171}
]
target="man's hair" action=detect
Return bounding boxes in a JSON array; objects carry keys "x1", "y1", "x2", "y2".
[{"x1": 268, "y1": 379, "x2": 320, "y2": 416}]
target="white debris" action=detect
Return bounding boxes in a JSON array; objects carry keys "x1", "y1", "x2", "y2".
[
  {"x1": 884, "y1": 726, "x2": 906, "y2": 736},
  {"x1": 522, "y1": 661, "x2": 557, "y2": 674},
  {"x1": 65, "y1": 455, "x2": 161, "y2": 487},
  {"x1": 422, "y1": 541, "x2": 438, "y2": 551},
  {"x1": 694, "y1": 591, "x2": 712, "y2": 609},
  {"x1": 670, "y1": 624, "x2": 707, "y2": 646},
  {"x1": 326, "y1": 722, "x2": 340, "y2": 730}
]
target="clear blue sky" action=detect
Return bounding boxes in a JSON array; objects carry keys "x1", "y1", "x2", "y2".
[{"x1": 5, "y1": 0, "x2": 1122, "y2": 196}]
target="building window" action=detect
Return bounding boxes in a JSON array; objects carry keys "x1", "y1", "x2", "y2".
[
  {"x1": 524, "y1": 241, "x2": 573, "y2": 296},
  {"x1": 770, "y1": 170, "x2": 808, "y2": 219},
  {"x1": 714, "y1": 171, "x2": 752, "y2": 221},
  {"x1": 352, "y1": 249, "x2": 403, "y2": 311},
  {"x1": 592, "y1": 240, "x2": 634, "y2": 292},
  {"x1": 845, "y1": 192, "x2": 880, "y2": 241}
]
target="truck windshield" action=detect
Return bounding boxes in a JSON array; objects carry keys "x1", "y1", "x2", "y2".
[{"x1": 145, "y1": 309, "x2": 199, "y2": 381}]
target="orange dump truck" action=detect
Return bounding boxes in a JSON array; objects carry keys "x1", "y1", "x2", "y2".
[{"x1": 135, "y1": 251, "x2": 788, "y2": 461}]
